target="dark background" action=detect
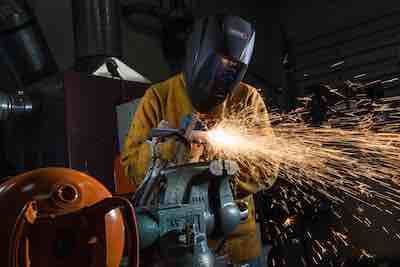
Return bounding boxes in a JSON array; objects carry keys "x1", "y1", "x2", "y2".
[
  {"x1": 28, "y1": 0, "x2": 400, "y2": 110},
  {"x1": 2, "y1": 0, "x2": 400, "y2": 265}
]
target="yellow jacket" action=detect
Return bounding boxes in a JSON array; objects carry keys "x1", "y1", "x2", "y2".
[{"x1": 122, "y1": 73, "x2": 277, "y2": 263}]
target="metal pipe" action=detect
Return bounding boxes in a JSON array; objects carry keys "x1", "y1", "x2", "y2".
[
  {"x1": 0, "y1": 0, "x2": 58, "y2": 87},
  {"x1": 0, "y1": 91, "x2": 35, "y2": 121},
  {"x1": 72, "y1": 0, "x2": 122, "y2": 72}
]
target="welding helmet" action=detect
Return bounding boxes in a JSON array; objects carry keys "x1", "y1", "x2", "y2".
[
  {"x1": 183, "y1": 15, "x2": 255, "y2": 113},
  {"x1": 0, "y1": 168, "x2": 139, "y2": 267}
]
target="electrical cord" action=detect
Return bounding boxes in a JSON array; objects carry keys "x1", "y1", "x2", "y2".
[{"x1": 105, "y1": 58, "x2": 129, "y2": 104}]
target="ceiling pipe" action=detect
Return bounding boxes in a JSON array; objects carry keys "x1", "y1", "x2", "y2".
[
  {"x1": 0, "y1": 0, "x2": 58, "y2": 88},
  {"x1": 72, "y1": 0, "x2": 123, "y2": 73}
]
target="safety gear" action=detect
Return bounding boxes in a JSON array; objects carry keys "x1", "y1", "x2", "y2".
[
  {"x1": 183, "y1": 15, "x2": 255, "y2": 113},
  {"x1": 0, "y1": 167, "x2": 139, "y2": 267},
  {"x1": 122, "y1": 73, "x2": 276, "y2": 263}
]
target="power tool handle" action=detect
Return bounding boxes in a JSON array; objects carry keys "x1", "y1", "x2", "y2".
[{"x1": 149, "y1": 128, "x2": 181, "y2": 139}]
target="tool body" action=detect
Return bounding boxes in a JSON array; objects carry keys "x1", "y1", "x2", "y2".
[{"x1": 133, "y1": 116, "x2": 247, "y2": 267}]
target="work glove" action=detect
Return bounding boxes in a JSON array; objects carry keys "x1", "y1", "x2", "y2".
[
  {"x1": 152, "y1": 120, "x2": 176, "y2": 162},
  {"x1": 182, "y1": 114, "x2": 208, "y2": 162},
  {"x1": 152, "y1": 119, "x2": 203, "y2": 164}
]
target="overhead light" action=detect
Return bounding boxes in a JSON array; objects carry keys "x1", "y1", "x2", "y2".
[{"x1": 93, "y1": 57, "x2": 151, "y2": 84}]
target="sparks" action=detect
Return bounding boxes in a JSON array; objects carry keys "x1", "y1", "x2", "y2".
[
  {"x1": 203, "y1": 96, "x2": 400, "y2": 213},
  {"x1": 360, "y1": 249, "x2": 374, "y2": 259},
  {"x1": 283, "y1": 216, "x2": 296, "y2": 228},
  {"x1": 331, "y1": 230, "x2": 349, "y2": 247},
  {"x1": 200, "y1": 82, "x2": 400, "y2": 264}
]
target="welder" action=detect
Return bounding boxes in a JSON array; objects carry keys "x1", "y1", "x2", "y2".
[{"x1": 122, "y1": 14, "x2": 278, "y2": 266}]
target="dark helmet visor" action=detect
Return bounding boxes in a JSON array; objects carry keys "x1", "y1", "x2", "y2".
[{"x1": 192, "y1": 53, "x2": 245, "y2": 113}]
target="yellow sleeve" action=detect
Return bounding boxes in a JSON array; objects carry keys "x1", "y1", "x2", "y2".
[
  {"x1": 121, "y1": 87, "x2": 161, "y2": 185},
  {"x1": 235, "y1": 88, "x2": 279, "y2": 195}
]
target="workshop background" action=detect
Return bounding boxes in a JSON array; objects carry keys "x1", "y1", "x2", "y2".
[{"x1": 1, "y1": 0, "x2": 400, "y2": 266}]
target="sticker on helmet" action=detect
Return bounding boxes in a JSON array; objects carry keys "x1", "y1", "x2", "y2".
[{"x1": 228, "y1": 28, "x2": 249, "y2": 40}]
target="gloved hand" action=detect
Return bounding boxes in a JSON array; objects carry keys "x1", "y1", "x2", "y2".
[
  {"x1": 186, "y1": 130, "x2": 208, "y2": 144},
  {"x1": 185, "y1": 120, "x2": 209, "y2": 162},
  {"x1": 188, "y1": 142, "x2": 204, "y2": 162},
  {"x1": 152, "y1": 119, "x2": 202, "y2": 164},
  {"x1": 150, "y1": 120, "x2": 171, "y2": 143},
  {"x1": 152, "y1": 120, "x2": 177, "y2": 162}
]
